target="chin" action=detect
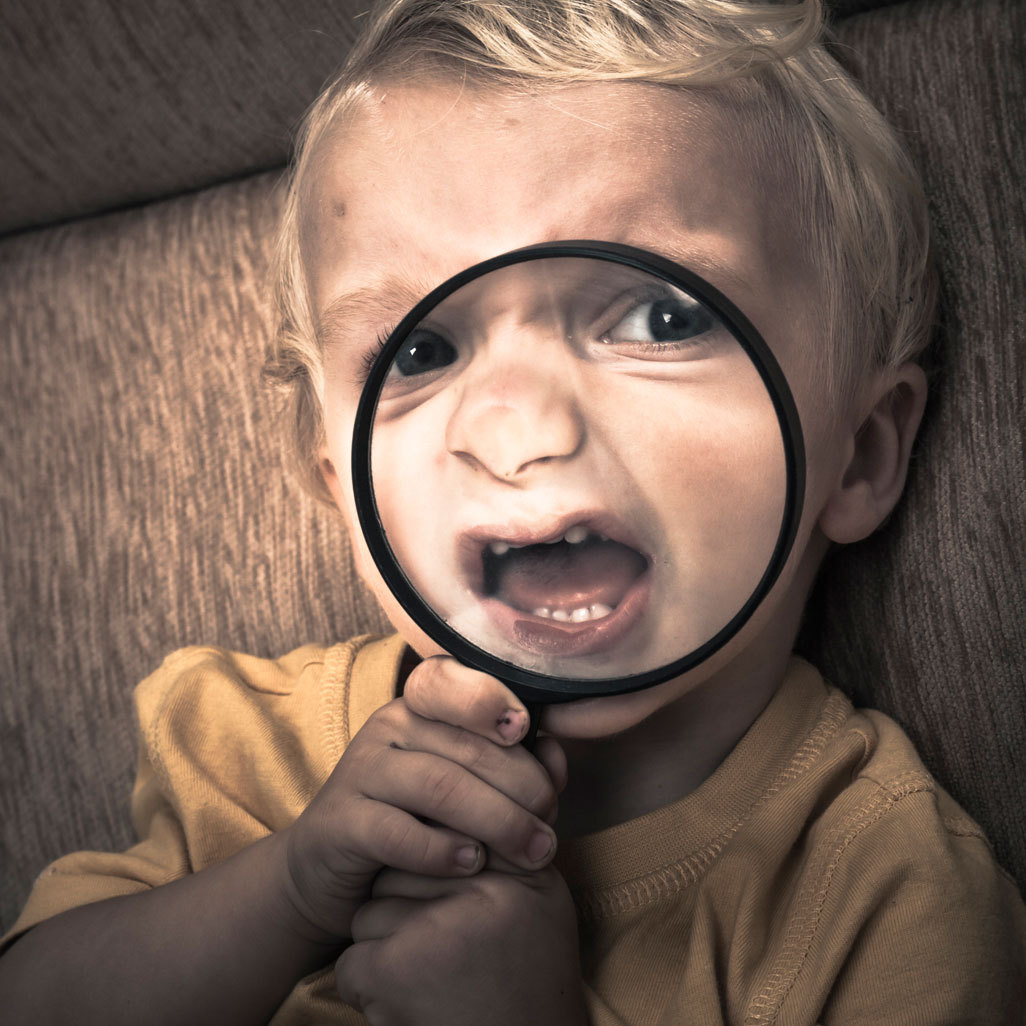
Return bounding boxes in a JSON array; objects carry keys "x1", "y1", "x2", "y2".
[{"x1": 539, "y1": 681, "x2": 676, "y2": 740}]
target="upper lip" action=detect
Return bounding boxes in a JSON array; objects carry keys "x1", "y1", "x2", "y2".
[{"x1": 456, "y1": 508, "x2": 650, "y2": 597}]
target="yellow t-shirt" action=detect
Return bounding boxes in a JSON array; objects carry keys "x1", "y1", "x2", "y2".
[{"x1": 4, "y1": 634, "x2": 1025, "y2": 1023}]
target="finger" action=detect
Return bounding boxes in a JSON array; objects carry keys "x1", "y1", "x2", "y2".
[
  {"x1": 372, "y1": 866, "x2": 470, "y2": 901},
  {"x1": 367, "y1": 862, "x2": 543, "y2": 900},
  {"x1": 374, "y1": 715, "x2": 559, "y2": 822},
  {"x1": 363, "y1": 749, "x2": 558, "y2": 871},
  {"x1": 345, "y1": 799, "x2": 484, "y2": 877},
  {"x1": 372, "y1": 864, "x2": 524, "y2": 900},
  {"x1": 533, "y1": 736, "x2": 568, "y2": 797},
  {"x1": 350, "y1": 896, "x2": 423, "y2": 943},
  {"x1": 403, "y1": 655, "x2": 530, "y2": 745},
  {"x1": 476, "y1": 850, "x2": 525, "y2": 875},
  {"x1": 335, "y1": 941, "x2": 377, "y2": 1012}
]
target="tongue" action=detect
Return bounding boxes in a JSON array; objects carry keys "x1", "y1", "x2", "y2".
[{"x1": 491, "y1": 539, "x2": 647, "y2": 614}]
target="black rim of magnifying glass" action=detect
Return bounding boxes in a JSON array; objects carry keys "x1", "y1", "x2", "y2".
[{"x1": 351, "y1": 241, "x2": 806, "y2": 703}]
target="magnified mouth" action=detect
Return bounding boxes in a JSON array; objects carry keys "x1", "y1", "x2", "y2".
[{"x1": 463, "y1": 518, "x2": 652, "y2": 659}]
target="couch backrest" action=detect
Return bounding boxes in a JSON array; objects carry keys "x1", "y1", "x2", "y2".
[{"x1": 2, "y1": 0, "x2": 1023, "y2": 931}]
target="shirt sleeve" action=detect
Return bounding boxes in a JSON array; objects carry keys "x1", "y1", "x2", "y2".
[
  {"x1": 1, "y1": 638, "x2": 382, "y2": 959},
  {"x1": 808, "y1": 784, "x2": 1026, "y2": 1025},
  {"x1": 0, "y1": 738, "x2": 190, "y2": 954},
  {"x1": 0, "y1": 648, "x2": 212, "y2": 955},
  {"x1": 581, "y1": 983, "x2": 631, "y2": 1026}
]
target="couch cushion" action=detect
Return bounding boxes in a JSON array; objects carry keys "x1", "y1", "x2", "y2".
[
  {"x1": 0, "y1": 0, "x2": 911, "y2": 235},
  {"x1": 0, "y1": 173, "x2": 390, "y2": 928}
]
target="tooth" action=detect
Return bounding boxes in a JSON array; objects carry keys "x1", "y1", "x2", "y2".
[
  {"x1": 590, "y1": 603, "x2": 613, "y2": 618},
  {"x1": 564, "y1": 525, "x2": 588, "y2": 544},
  {"x1": 570, "y1": 607, "x2": 592, "y2": 622},
  {"x1": 551, "y1": 609, "x2": 571, "y2": 622},
  {"x1": 489, "y1": 541, "x2": 510, "y2": 556},
  {"x1": 533, "y1": 607, "x2": 551, "y2": 618}
]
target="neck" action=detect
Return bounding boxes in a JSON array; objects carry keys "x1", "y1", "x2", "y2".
[
  {"x1": 555, "y1": 641, "x2": 791, "y2": 839},
  {"x1": 553, "y1": 529, "x2": 828, "y2": 839}
]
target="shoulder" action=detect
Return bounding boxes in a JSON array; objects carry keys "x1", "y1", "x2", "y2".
[
  {"x1": 760, "y1": 682, "x2": 1026, "y2": 1022},
  {"x1": 135, "y1": 633, "x2": 404, "y2": 741},
  {"x1": 809, "y1": 688, "x2": 1021, "y2": 928},
  {"x1": 135, "y1": 640, "x2": 336, "y2": 766},
  {"x1": 131, "y1": 634, "x2": 407, "y2": 839},
  {"x1": 822, "y1": 698, "x2": 1005, "y2": 886}
]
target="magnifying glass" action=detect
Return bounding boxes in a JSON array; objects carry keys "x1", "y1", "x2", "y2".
[{"x1": 351, "y1": 241, "x2": 805, "y2": 733}]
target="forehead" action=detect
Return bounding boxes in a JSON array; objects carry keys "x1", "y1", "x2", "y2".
[{"x1": 300, "y1": 79, "x2": 804, "y2": 335}]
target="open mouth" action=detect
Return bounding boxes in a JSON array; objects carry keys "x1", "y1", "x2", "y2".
[
  {"x1": 462, "y1": 518, "x2": 653, "y2": 660},
  {"x1": 482, "y1": 526, "x2": 647, "y2": 618}
]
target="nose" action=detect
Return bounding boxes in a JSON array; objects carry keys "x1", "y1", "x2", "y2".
[{"x1": 446, "y1": 366, "x2": 584, "y2": 482}]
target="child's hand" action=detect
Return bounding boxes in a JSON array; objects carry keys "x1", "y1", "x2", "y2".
[
  {"x1": 335, "y1": 865, "x2": 589, "y2": 1026},
  {"x1": 277, "y1": 656, "x2": 564, "y2": 944}
]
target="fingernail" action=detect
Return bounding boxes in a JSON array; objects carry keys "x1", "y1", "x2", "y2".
[
  {"x1": 496, "y1": 708, "x2": 528, "y2": 743},
  {"x1": 455, "y1": 844, "x2": 481, "y2": 870},
  {"x1": 526, "y1": 830, "x2": 555, "y2": 864}
]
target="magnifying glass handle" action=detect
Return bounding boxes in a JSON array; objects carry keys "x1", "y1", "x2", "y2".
[{"x1": 523, "y1": 702, "x2": 542, "y2": 753}]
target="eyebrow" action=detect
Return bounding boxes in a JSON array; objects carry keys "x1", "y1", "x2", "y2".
[
  {"x1": 317, "y1": 275, "x2": 434, "y2": 349},
  {"x1": 316, "y1": 242, "x2": 759, "y2": 347},
  {"x1": 655, "y1": 241, "x2": 758, "y2": 300}
]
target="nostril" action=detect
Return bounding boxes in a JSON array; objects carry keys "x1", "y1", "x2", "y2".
[{"x1": 446, "y1": 396, "x2": 585, "y2": 482}]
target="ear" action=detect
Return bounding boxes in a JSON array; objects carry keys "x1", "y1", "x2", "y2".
[
  {"x1": 317, "y1": 445, "x2": 349, "y2": 516},
  {"x1": 818, "y1": 362, "x2": 928, "y2": 545}
]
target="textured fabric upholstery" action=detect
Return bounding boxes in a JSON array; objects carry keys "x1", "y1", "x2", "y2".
[
  {"x1": 0, "y1": 0, "x2": 366, "y2": 234},
  {"x1": 0, "y1": 176, "x2": 391, "y2": 927},
  {"x1": 1, "y1": 0, "x2": 1024, "y2": 932},
  {"x1": 0, "y1": 0, "x2": 908, "y2": 235},
  {"x1": 798, "y1": 0, "x2": 1026, "y2": 888}
]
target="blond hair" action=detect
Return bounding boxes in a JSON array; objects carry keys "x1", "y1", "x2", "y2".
[{"x1": 264, "y1": 0, "x2": 937, "y2": 505}]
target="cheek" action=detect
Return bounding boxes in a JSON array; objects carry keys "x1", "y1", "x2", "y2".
[
  {"x1": 369, "y1": 407, "x2": 451, "y2": 567},
  {"x1": 631, "y1": 384, "x2": 785, "y2": 551},
  {"x1": 329, "y1": 413, "x2": 450, "y2": 660}
]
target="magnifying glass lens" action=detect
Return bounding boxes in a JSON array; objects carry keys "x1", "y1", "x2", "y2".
[{"x1": 355, "y1": 246, "x2": 801, "y2": 701}]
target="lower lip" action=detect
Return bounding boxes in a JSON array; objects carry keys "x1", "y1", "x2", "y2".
[{"x1": 479, "y1": 570, "x2": 652, "y2": 660}]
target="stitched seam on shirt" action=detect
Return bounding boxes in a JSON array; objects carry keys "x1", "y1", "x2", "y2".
[
  {"x1": 742, "y1": 771, "x2": 935, "y2": 1025},
  {"x1": 321, "y1": 639, "x2": 362, "y2": 764},
  {"x1": 940, "y1": 817, "x2": 985, "y2": 840},
  {"x1": 139, "y1": 652, "x2": 215, "y2": 874},
  {"x1": 577, "y1": 689, "x2": 853, "y2": 922},
  {"x1": 848, "y1": 728, "x2": 874, "y2": 776}
]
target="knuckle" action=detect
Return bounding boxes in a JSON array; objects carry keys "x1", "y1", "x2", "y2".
[
  {"x1": 452, "y1": 681, "x2": 489, "y2": 724},
  {"x1": 423, "y1": 763, "x2": 464, "y2": 812},
  {"x1": 450, "y1": 725, "x2": 491, "y2": 771},
  {"x1": 362, "y1": 699, "x2": 394, "y2": 732},
  {"x1": 523, "y1": 770, "x2": 557, "y2": 817},
  {"x1": 403, "y1": 655, "x2": 447, "y2": 708},
  {"x1": 493, "y1": 799, "x2": 533, "y2": 850},
  {"x1": 377, "y1": 814, "x2": 421, "y2": 862},
  {"x1": 348, "y1": 901, "x2": 372, "y2": 940},
  {"x1": 359, "y1": 742, "x2": 395, "y2": 789},
  {"x1": 369, "y1": 697, "x2": 410, "y2": 733}
]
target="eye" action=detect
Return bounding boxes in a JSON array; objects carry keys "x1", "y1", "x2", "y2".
[
  {"x1": 392, "y1": 329, "x2": 458, "y2": 377},
  {"x1": 604, "y1": 293, "x2": 717, "y2": 346}
]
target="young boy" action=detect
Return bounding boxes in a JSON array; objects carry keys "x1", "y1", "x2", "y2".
[{"x1": 2, "y1": 0, "x2": 1024, "y2": 1023}]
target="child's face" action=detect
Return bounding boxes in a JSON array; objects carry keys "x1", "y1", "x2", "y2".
[{"x1": 307, "y1": 80, "x2": 847, "y2": 736}]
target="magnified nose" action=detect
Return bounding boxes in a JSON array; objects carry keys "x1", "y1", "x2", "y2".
[{"x1": 446, "y1": 379, "x2": 585, "y2": 481}]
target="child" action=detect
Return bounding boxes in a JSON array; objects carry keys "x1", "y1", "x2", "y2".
[{"x1": 2, "y1": 0, "x2": 1024, "y2": 1022}]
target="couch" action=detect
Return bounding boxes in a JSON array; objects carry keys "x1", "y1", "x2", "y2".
[{"x1": 1, "y1": 0, "x2": 1023, "y2": 932}]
